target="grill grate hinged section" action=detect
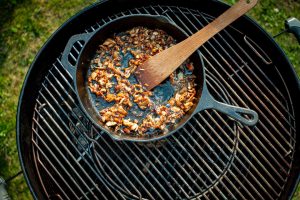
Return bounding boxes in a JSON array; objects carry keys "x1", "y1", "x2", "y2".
[{"x1": 31, "y1": 5, "x2": 296, "y2": 200}]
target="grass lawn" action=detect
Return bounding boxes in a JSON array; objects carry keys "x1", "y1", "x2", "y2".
[{"x1": 0, "y1": 0, "x2": 299, "y2": 199}]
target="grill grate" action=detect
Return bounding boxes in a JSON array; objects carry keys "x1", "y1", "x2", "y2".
[{"x1": 31, "y1": 5, "x2": 296, "y2": 200}]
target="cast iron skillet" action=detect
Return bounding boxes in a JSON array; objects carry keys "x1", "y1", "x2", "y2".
[{"x1": 61, "y1": 14, "x2": 258, "y2": 142}]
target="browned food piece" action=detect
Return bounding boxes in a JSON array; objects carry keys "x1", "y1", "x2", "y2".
[{"x1": 88, "y1": 27, "x2": 196, "y2": 135}]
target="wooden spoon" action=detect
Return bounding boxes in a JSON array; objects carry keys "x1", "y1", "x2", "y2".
[{"x1": 135, "y1": 0, "x2": 258, "y2": 90}]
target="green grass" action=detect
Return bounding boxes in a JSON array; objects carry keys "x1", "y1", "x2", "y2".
[
  {"x1": 0, "y1": 0, "x2": 96, "y2": 199},
  {"x1": 0, "y1": 0, "x2": 299, "y2": 199}
]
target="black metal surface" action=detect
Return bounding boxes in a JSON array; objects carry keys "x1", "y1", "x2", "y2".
[{"x1": 17, "y1": 0, "x2": 299, "y2": 199}]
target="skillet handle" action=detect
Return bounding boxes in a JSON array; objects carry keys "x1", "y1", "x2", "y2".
[
  {"x1": 209, "y1": 99, "x2": 258, "y2": 126},
  {"x1": 197, "y1": 86, "x2": 258, "y2": 126},
  {"x1": 61, "y1": 32, "x2": 92, "y2": 78}
]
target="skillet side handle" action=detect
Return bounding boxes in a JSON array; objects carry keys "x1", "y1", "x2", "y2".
[{"x1": 61, "y1": 32, "x2": 92, "y2": 78}]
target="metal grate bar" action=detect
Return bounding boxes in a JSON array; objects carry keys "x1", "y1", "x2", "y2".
[
  {"x1": 93, "y1": 150, "x2": 143, "y2": 199},
  {"x1": 36, "y1": 152, "x2": 71, "y2": 200},
  {"x1": 32, "y1": 137, "x2": 77, "y2": 199},
  {"x1": 225, "y1": 169, "x2": 257, "y2": 200},
  {"x1": 40, "y1": 82, "x2": 88, "y2": 146},
  {"x1": 102, "y1": 143, "x2": 164, "y2": 200},
  {"x1": 43, "y1": 69, "x2": 141, "y2": 198},
  {"x1": 40, "y1": 70, "x2": 123, "y2": 199},
  {"x1": 158, "y1": 144, "x2": 210, "y2": 194},
  {"x1": 199, "y1": 107, "x2": 278, "y2": 199},
  {"x1": 173, "y1": 130, "x2": 229, "y2": 199},
  {"x1": 69, "y1": 53, "x2": 77, "y2": 64},
  {"x1": 139, "y1": 143, "x2": 198, "y2": 198},
  {"x1": 191, "y1": 111, "x2": 259, "y2": 198},
  {"x1": 192, "y1": 113, "x2": 235, "y2": 158},
  {"x1": 72, "y1": 42, "x2": 81, "y2": 55},
  {"x1": 165, "y1": 141, "x2": 222, "y2": 199},
  {"x1": 34, "y1": 107, "x2": 102, "y2": 199},
  {"x1": 43, "y1": 77, "x2": 88, "y2": 133},
  {"x1": 158, "y1": 141, "x2": 210, "y2": 192},
  {"x1": 53, "y1": 61, "x2": 76, "y2": 94},
  {"x1": 141, "y1": 6, "x2": 158, "y2": 15},
  {"x1": 43, "y1": 78, "x2": 73, "y2": 113},
  {"x1": 239, "y1": 126, "x2": 288, "y2": 177},
  {"x1": 273, "y1": 66, "x2": 296, "y2": 141},
  {"x1": 241, "y1": 123, "x2": 290, "y2": 171},
  {"x1": 204, "y1": 110, "x2": 235, "y2": 145},
  {"x1": 31, "y1": 114, "x2": 51, "y2": 199},
  {"x1": 197, "y1": 90, "x2": 278, "y2": 198},
  {"x1": 185, "y1": 120, "x2": 232, "y2": 170},
  {"x1": 94, "y1": 132, "x2": 174, "y2": 200},
  {"x1": 219, "y1": 176, "x2": 244, "y2": 200},
  {"x1": 36, "y1": 96, "x2": 120, "y2": 199},
  {"x1": 234, "y1": 151, "x2": 275, "y2": 199},
  {"x1": 94, "y1": 139, "x2": 165, "y2": 200},
  {"x1": 171, "y1": 131, "x2": 222, "y2": 184},
  {"x1": 110, "y1": 143, "x2": 167, "y2": 200},
  {"x1": 202, "y1": 111, "x2": 235, "y2": 150},
  {"x1": 182, "y1": 124, "x2": 242, "y2": 196},
  {"x1": 183, "y1": 119, "x2": 272, "y2": 199},
  {"x1": 200, "y1": 111, "x2": 284, "y2": 187},
  {"x1": 187, "y1": 120, "x2": 234, "y2": 169},
  {"x1": 140, "y1": 144, "x2": 199, "y2": 197},
  {"x1": 38, "y1": 91, "x2": 89, "y2": 158},
  {"x1": 203, "y1": 55, "x2": 292, "y2": 154},
  {"x1": 32, "y1": 118, "x2": 90, "y2": 199},
  {"x1": 35, "y1": 101, "x2": 122, "y2": 199},
  {"x1": 204, "y1": 192, "x2": 214, "y2": 200},
  {"x1": 44, "y1": 64, "x2": 155, "y2": 198},
  {"x1": 94, "y1": 133, "x2": 168, "y2": 200},
  {"x1": 228, "y1": 165, "x2": 262, "y2": 199},
  {"x1": 45, "y1": 72, "x2": 76, "y2": 109},
  {"x1": 174, "y1": 131, "x2": 222, "y2": 176},
  {"x1": 123, "y1": 142, "x2": 183, "y2": 199},
  {"x1": 177, "y1": 130, "x2": 238, "y2": 198},
  {"x1": 38, "y1": 87, "x2": 121, "y2": 198},
  {"x1": 137, "y1": 147, "x2": 193, "y2": 198},
  {"x1": 206, "y1": 61, "x2": 292, "y2": 171},
  {"x1": 44, "y1": 72, "x2": 76, "y2": 110},
  {"x1": 237, "y1": 139, "x2": 280, "y2": 197},
  {"x1": 209, "y1": 78, "x2": 290, "y2": 176},
  {"x1": 202, "y1": 35, "x2": 292, "y2": 166}
]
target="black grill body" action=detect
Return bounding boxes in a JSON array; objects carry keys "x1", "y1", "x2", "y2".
[{"x1": 17, "y1": 0, "x2": 300, "y2": 199}]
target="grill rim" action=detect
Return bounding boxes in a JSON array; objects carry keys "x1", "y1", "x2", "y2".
[{"x1": 16, "y1": 0, "x2": 300, "y2": 199}]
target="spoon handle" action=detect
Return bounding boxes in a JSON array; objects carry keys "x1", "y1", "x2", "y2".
[{"x1": 177, "y1": 0, "x2": 258, "y2": 56}]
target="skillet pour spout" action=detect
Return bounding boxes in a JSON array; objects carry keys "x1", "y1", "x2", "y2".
[{"x1": 61, "y1": 14, "x2": 258, "y2": 142}]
